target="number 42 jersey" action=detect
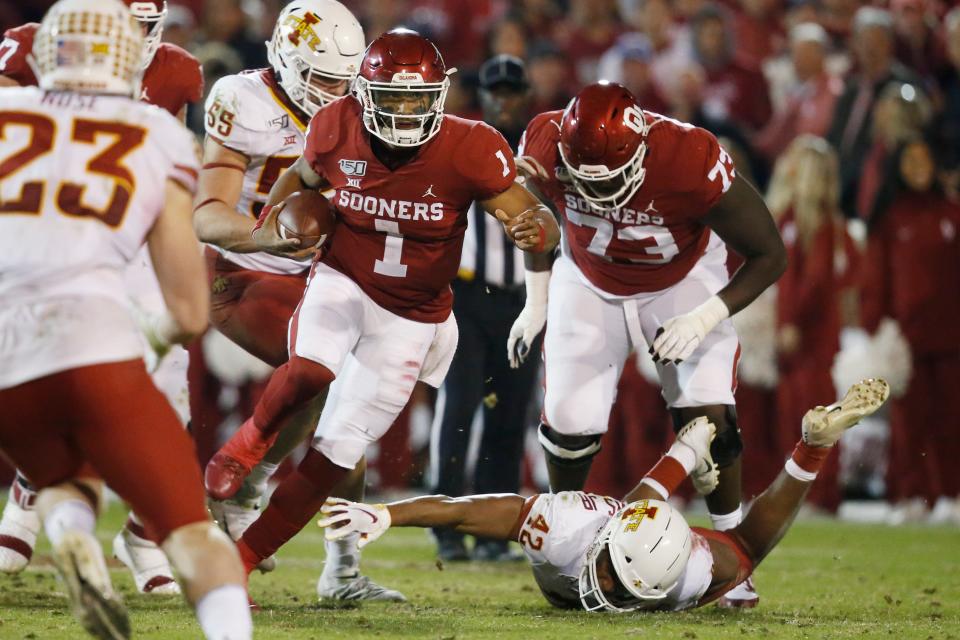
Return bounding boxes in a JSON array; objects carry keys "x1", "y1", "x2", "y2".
[{"x1": 516, "y1": 492, "x2": 717, "y2": 611}]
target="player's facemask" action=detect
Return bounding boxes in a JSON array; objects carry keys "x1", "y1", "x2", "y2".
[
  {"x1": 558, "y1": 140, "x2": 648, "y2": 213},
  {"x1": 355, "y1": 71, "x2": 453, "y2": 147}
]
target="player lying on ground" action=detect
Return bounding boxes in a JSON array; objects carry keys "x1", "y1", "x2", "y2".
[{"x1": 320, "y1": 379, "x2": 889, "y2": 611}]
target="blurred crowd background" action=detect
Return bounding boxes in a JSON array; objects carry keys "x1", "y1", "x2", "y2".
[{"x1": 2, "y1": 0, "x2": 959, "y2": 526}]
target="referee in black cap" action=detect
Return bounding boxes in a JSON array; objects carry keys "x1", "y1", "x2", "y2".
[{"x1": 429, "y1": 55, "x2": 541, "y2": 562}]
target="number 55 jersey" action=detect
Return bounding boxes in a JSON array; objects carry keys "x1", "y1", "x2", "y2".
[{"x1": 0, "y1": 88, "x2": 198, "y2": 388}]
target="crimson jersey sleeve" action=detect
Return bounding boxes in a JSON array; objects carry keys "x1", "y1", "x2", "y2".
[
  {"x1": 669, "y1": 124, "x2": 736, "y2": 217},
  {"x1": 453, "y1": 120, "x2": 517, "y2": 200},
  {"x1": 142, "y1": 43, "x2": 204, "y2": 116},
  {"x1": 0, "y1": 23, "x2": 39, "y2": 87},
  {"x1": 517, "y1": 110, "x2": 563, "y2": 194}
]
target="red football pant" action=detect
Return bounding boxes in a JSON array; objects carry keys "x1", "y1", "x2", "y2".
[
  {"x1": 238, "y1": 446, "x2": 347, "y2": 567},
  {"x1": 205, "y1": 247, "x2": 306, "y2": 368},
  {"x1": 0, "y1": 360, "x2": 208, "y2": 542}
]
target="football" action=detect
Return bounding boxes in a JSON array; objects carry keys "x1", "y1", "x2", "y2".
[{"x1": 276, "y1": 190, "x2": 336, "y2": 247}]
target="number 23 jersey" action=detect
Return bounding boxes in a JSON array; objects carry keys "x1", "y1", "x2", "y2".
[
  {"x1": 519, "y1": 110, "x2": 735, "y2": 296},
  {"x1": 304, "y1": 96, "x2": 517, "y2": 323},
  {"x1": 517, "y1": 492, "x2": 715, "y2": 611}
]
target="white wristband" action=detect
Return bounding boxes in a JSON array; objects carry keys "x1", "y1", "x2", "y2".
[
  {"x1": 694, "y1": 295, "x2": 730, "y2": 333},
  {"x1": 150, "y1": 310, "x2": 184, "y2": 346},
  {"x1": 524, "y1": 269, "x2": 550, "y2": 308}
]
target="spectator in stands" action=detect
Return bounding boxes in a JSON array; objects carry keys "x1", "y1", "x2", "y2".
[
  {"x1": 827, "y1": 6, "x2": 919, "y2": 218},
  {"x1": 526, "y1": 40, "x2": 573, "y2": 113},
  {"x1": 487, "y1": 16, "x2": 528, "y2": 61},
  {"x1": 553, "y1": 0, "x2": 622, "y2": 85},
  {"x1": 891, "y1": 0, "x2": 945, "y2": 82},
  {"x1": 756, "y1": 22, "x2": 843, "y2": 163},
  {"x1": 731, "y1": 0, "x2": 786, "y2": 70},
  {"x1": 618, "y1": 0, "x2": 695, "y2": 104},
  {"x1": 690, "y1": 3, "x2": 772, "y2": 134},
  {"x1": 596, "y1": 34, "x2": 670, "y2": 114},
  {"x1": 201, "y1": 0, "x2": 265, "y2": 69},
  {"x1": 859, "y1": 138, "x2": 960, "y2": 525},
  {"x1": 769, "y1": 136, "x2": 848, "y2": 512},
  {"x1": 856, "y1": 82, "x2": 932, "y2": 223}
]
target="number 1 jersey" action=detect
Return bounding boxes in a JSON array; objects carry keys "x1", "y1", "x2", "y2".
[{"x1": 304, "y1": 96, "x2": 517, "y2": 323}]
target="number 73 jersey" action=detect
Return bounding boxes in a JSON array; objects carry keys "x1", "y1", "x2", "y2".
[{"x1": 519, "y1": 110, "x2": 735, "y2": 296}]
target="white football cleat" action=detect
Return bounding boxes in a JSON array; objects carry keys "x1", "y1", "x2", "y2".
[
  {"x1": 112, "y1": 527, "x2": 180, "y2": 595},
  {"x1": 717, "y1": 576, "x2": 759, "y2": 609},
  {"x1": 0, "y1": 497, "x2": 40, "y2": 573},
  {"x1": 802, "y1": 378, "x2": 890, "y2": 448},
  {"x1": 55, "y1": 530, "x2": 131, "y2": 639},
  {"x1": 675, "y1": 416, "x2": 719, "y2": 495},
  {"x1": 317, "y1": 573, "x2": 407, "y2": 603},
  {"x1": 208, "y1": 498, "x2": 276, "y2": 573}
]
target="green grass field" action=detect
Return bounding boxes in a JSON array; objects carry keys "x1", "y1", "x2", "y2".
[{"x1": 0, "y1": 502, "x2": 957, "y2": 639}]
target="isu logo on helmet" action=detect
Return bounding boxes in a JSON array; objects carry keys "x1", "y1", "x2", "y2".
[
  {"x1": 267, "y1": 0, "x2": 365, "y2": 117},
  {"x1": 353, "y1": 28, "x2": 454, "y2": 148},
  {"x1": 33, "y1": 0, "x2": 144, "y2": 96},
  {"x1": 558, "y1": 82, "x2": 650, "y2": 212},
  {"x1": 579, "y1": 499, "x2": 692, "y2": 612}
]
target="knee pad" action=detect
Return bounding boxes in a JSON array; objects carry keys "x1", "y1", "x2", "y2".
[{"x1": 537, "y1": 423, "x2": 602, "y2": 468}]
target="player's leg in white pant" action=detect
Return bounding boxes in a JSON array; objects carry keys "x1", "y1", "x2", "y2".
[
  {"x1": 37, "y1": 480, "x2": 130, "y2": 640},
  {"x1": 0, "y1": 472, "x2": 40, "y2": 573},
  {"x1": 540, "y1": 256, "x2": 632, "y2": 491},
  {"x1": 162, "y1": 521, "x2": 252, "y2": 640}
]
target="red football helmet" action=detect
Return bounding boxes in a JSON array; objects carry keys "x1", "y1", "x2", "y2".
[
  {"x1": 353, "y1": 28, "x2": 452, "y2": 147},
  {"x1": 123, "y1": 0, "x2": 166, "y2": 69},
  {"x1": 558, "y1": 82, "x2": 650, "y2": 211}
]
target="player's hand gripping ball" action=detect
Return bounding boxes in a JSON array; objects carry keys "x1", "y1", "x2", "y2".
[{"x1": 277, "y1": 190, "x2": 337, "y2": 247}]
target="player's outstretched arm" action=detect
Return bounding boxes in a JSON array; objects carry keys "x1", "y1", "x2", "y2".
[
  {"x1": 319, "y1": 494, "x2": 526, "y2": 548},
  {"x1": 650, "y1": 173, "x2": 786, "y2": 364},
  {"x1": 192, "y1": 137, "x2": 258, "y2": 253},
  {"x1": 147, "y1": 180, "x2": 211, "y2": 343}
]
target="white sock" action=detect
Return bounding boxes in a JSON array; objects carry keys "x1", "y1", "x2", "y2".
[
  {"x1": 709, "y1": 504, "x2": 743, "y2": 532},
  {"x1": 44, "y1": 499, "x2": 96, "y2": 548},
  {"x1": 322, "y1": 532, "x2": 360, "y2": 579},
  {"x1": 234, "y1": 461, "x2": 278, "y2": 504},
  {"x1": 195, "y1": 584, "x2": 252, "y2": 640}
]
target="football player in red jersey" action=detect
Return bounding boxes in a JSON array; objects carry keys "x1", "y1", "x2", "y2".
[
  {"x1": 0, "y1": 0, "x2": 203, "y2": 595},
  {"x1": 509, "y1": 82, "x2": 787, "y2": 607},
  {"x1": 202, "y1": 29, "x2": 560, "y2": 579},
  {"x1": 0, "y1": 0, "x2": 202, "y2": 120}
]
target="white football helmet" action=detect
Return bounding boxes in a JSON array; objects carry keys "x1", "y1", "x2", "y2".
[
  {"x1": 579, "y1": 499, "x2": 692, "y2": 612},
  {"x1": 267, "y1": 0, "x2": 365, "y2": 116},
  {"x1": 33, "y1": 0, "x2": 144, "y2": 97},
  {"x1": 124, "y1": 0, "x2": 167, "y2": 70}
]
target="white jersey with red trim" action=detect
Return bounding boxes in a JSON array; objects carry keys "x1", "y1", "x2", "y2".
[
  {"x1": 203, "y1": 69, "x2": 310, "y2": 275},
  {"x1": 520, "y1": 492, "x2": 715, "y2": 611},
  {"x1": 0, "y1": 87, "x2": 198, "y2": 388}
]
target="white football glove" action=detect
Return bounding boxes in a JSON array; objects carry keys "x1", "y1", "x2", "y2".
[
  {"x1": 318, "y1": 499, "x2": 391, "y2": 549},
  {"x1": 650, "y1": 296, "x2": 730, "y2": 364},
  {"x1": 507, "y1": 270, "x2": 550, "y2": 369},
  {"x1": 674, "y1": 416, "x2": 720, "y2": 496}
]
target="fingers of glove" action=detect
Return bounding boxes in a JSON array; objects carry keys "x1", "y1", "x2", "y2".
[
  {"x1": 320, "y1": 499, "x2": 351, "y2": 514},
  {"x1": 324, "y1": 525, "x2": 355, "y2": 542},
  {"x1": 507, "y1": 335, "x2": 520, "y2": 369},
  {"x1": 652, "y1": 329, "x2": 683, "y2": 362},
  {"x1": 317, "y1": 511, "x2": 353, "y2": 530}
]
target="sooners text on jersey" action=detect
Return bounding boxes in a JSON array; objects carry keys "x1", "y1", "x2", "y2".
[
  {"x1": 304, "y1": 96, "x2": 517, "y2": 323},
  {"x1": 0, "y1": 23, "x2": 202, "y2": 116},
  {"x1": 520, "y1": 110, "x2": 735, "y2": 296}
]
